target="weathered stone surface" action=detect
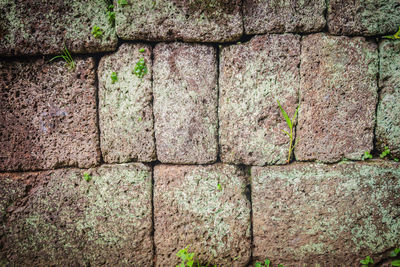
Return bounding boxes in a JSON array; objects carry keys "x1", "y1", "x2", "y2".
[
  {"x1": 252, "y1": 161, "x2": 400, "y2": 266},
  {"x1": 0, "y1": 58, "x2": 100, "y2": 171},
  {"x1": 0, "y1": 174, "x2": 28, "y2": 224},
  {"x1": 0, "y1": 0, "x2": 117, "y2": 56},
  {"x1": 243, "y1": 0, "x2": 326, "y2": 34},
  {"x1": 219, "y1": 34, "x2": 300, "y2": 166},
  {"x1": 0, "y1": 163, "x2": 153, "y2": 266},
  {"x1": 154, "y1": 164, "x2": 251, "y2": 266},
  {"x1": 98, "y1": 43, "x2": 156, "y2": 163},
  {"x1": 328, "y1": 0, "x2": 400, "y2": 36},
  {"x1": 296, "y1": 34, "x2": 378, "y2": 162},
  {"x1": 116, "y1": 0, "x2": 242, "y2": 42},
  {"x1": 153, "y1": 43, "x2": 218, "y2": 164},
  {"x1": 376, "y1": 40, "x2": 400, "y2": 158}
]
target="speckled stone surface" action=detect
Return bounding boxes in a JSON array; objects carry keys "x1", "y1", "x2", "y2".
[
  {"x1": 0, "y1": 58, "x2": 100, "y2": 171},
  {"x1": 376, "y1": 40, "x2": 400, "y2": 158},
  {"x1": 153, "y1": 43, "x2": 218, "y2": 164},
  {"x1": 328, "y1": 0, "x2": 400, "y2": 36},
  {"x1": 0, "y1": 0, "x2": 117, "y2": 56},
  {"x1": 0, "y1": 163, "x2": 153, "y2": 266},
  {"x1": 98, "y1": 43, "x2": 156, "y2": 163},
  {"x1": 115, "y1": 0, "x2": 242, "y2": 42},
  {"x1": 252, "y1": 161, "x2": 400, "y2": 266},
  {"x1": 243, "y1": 0, "x2": 326, "y2": 34},
  {"x1": 219, "y1": 34, "x2": 300, "y2": 166},
  {"x1": 154, "y1": 164, "x2": 251, "y2": 267},
  {"x1": 295, "y1": 33, "x2": 378, "y2": 163}
]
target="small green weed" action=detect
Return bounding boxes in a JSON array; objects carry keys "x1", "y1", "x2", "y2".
[
  {"x1": 92, "y1": 25, "x2": 103, "y2": 38},
  {"x1": 176, "y1": 247, "x2": 216, "y2": 267},
  {"x1": 111, "y1": 71, "x2": 118, "y2": 84},
  {"x1": 380, "y1": 146, "x2": 390, "y2": 159},
  {"x1": 276, "y1": 99, "x2": 300, "y2": 164},
  {"x1": 133, "y1": 49, "x2": 148, "y2": 78},
  {"x1": 362, "y1": 151, "x2": 373, "y2": 160},
  {"x1": 50, "y1": 45, "x2": 75, "y2": 70},
  {"x1": 360, "y1": 255, "x2": 373, "y2": 267},
  {"x1": 391, "y1": 248, "x2": 400, "y2": 257},
  {"x1": 107, "y1": 4, "x2": 115, "y2": 25},
  {"x1": 383, "y1": 27, "x2": 400, "y2": 39},
  {"x1": 117, "y1": 0, "x2": 128, "y2": 6},
  {"x1": 394, "y1": 158, "x2": 399, "y2": 162},
  {"x1": 255, "y1": 259, "x2": 270, "y2": 267},
  {"x1": 217, "y1": 183, "x2": 222, "y2": 191},
  {"x1": 83, "y1": 173, "x2": 92, "y2": 182}
]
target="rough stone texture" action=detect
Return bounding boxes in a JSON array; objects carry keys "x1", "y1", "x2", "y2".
[
  {"x1": 0, "y1": 58, "x2": 100, "y2": 171},
  {"x1": 0, "y1": 163, "x2": 153, "y2": 266},
  {"x1": 98, "y1": 43, "x2": 156, "y2": 163},
  {"x1": 243, "y1": 0, "x2": 326, "y2": 34},
  {"x1": 376, "y1": 40, "x2": 400, "y2": 158},
  {"x1": 153, "y1": 43, "x2": 218, "y2": 164},
  {"x1": 154, "y1": 164, "x2": 251, "y2": 267},
  {"x1": 219, "y1": 34, "x2": 300, "y2": 166},
  {"x1": 328, "y1": 0, "x2": 400, "y2": 36},
  {"x1": 252, "y1": 161, "x2": 400, "y2": 266},
  {"x1": 0, "y1": 0, "x2": 117, "y2": 56},
  {"x1": 116, "y1": 0, "x2": 242, "y2": 42},
  {"x1": 0, "y1": 174, "x2": 28, "y2": 224},
  {"x1": 296, "y1": 34, "x2": 378, "y2": 163}
]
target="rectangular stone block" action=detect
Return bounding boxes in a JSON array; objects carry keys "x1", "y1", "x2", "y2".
[
  {"x1": 243, "y1": 0, "x2": 326, "y2": 34},
  {"x1": 376, "y1": 40, "x2": 400, "y2": 158},
  {"x1": 0, "y1": 58, "x2": 100, "y2": 171},
  {"x1": 219, "y1": 34, "x2": 300, "y2": 166},
  {"x1": 0, "y1": 0, "x2": 117, "y2": 56},
  {"x1": 153, "y1": 43, "x2": 218, "y2": 164},
  {"x1": 116, "y1": 0, "x2": 242, "y2": 42},
  {"x1": 252, "y1": 161, "x2": 400, "y2": 266},
  {"x1": 296, "y1": 34, "x2": 378, "y2": 163},
  {"x1": 0, "y1": 163, "x2": 153, "y2": 266},
  {"x1": 328, "y1": 0, "x2": 400, "y2": 36},
  {"x1": 98, "y1": 43, "x2": 156, "y2": 163},
  {"x1": 154, "y1": 164, "x2": 251, "y2": 266}
]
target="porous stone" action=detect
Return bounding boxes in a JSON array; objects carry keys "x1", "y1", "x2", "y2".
[
  {"x1": 376, "y1": 40, "x2": 400, "y2": 158},
  {"x1": 252, "y1": 161, "x2": 400, "y2": 266},
  {"x1": 154, "y1": 164, "x2": 251, "y2": 266},
  {"x1": 98, "y1": 43, "x2": 156, "y2": 163},
  {"x1": 296, "y1": 34, "x2": 378, "y2": 163},
  {"x1": 219, "y1": 34, "x2": 300, "y2": 166},
  {"x1": 243, "y1": 0, "x2": 326, "y2": 34},
  {"x1": 0, "y1": 58, "x2": 100, "y2": 171},
  {"x1": 153, "y1": 43, "x2": 218, "y2": 164},
  {"x1": 0, "y1": 174, "x2": 28, "y2": 224},
  {"x1": 0, "y1": 163, "x2": 153, "y2": 266},
  {"x1": 0, "y1": 0, "x2": 117, "y2": 56},
  {"x1": 115, "y1": 0, "x2": 242, "y2": 42},
  {"x1": 328, "y1": 0, "x2": 400, "y2": 36}
]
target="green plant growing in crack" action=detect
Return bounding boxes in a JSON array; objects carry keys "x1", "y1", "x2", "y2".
[
  {"x1": 107, "y1": 4, "x2": 115, "y2": 25},
  {"x1": 276, "y1": 99, "x2": 299, "y2": 164},
  {"x1": 362, "y1": 151, "x2": 373, "y2": 160},
  {"x1": 176, "y1": 247, "x2": 216, "y2": 267},
  {"x1": 117, "y1": 0, "x2": 128, "y2": 6},
  {"x1": 133, "y1": 48, "x2": 148, "y2": 78},
  {"x1": 391, "y1": 248, "x2": 400, "y2": 266},
  {"x1": 92, "y1": 25, "x2": 103, "y2": 38},
  {"x1": 380, "y1": 146, "x2": 390, "y2": 159},
  {"x1": 50, "y1": 45, "x2": 75, "y2": 70},
  {"x1": 360, "y1": 255, "x2": 373, "y2": 267},
  {"x1": 383, "y1": 26, "x2": 400, "y2": 39}
]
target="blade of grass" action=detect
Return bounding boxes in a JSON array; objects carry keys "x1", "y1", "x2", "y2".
[{"x1": 276, "y1": 99, "x2": 292, "y2": 130}]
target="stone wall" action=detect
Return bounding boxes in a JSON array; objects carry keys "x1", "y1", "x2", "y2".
[{"x1": 1, "y1": 0, "x2": 400, "y2": 266}]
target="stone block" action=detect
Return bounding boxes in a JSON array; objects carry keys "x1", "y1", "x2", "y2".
[
  {"x1": 0, "y1": 58, "x2": 100, "y2": 171},
  {"x1": 219, "y1": 34, "x2": 301, "y2": 165},
  {"x1": 376, "y1": 40, "x2": 400, "y2": 158},
  {"x1": 115, "y1": 0, "x2": 242, "y2": 42},
  {"x1": 0, "y1": 0, "x2": 117, "y2": 56},
  {"x1": 153, "y1": 43, "x2": 218, "y2": 164},
  {"x1": 243, "y1": 0, "x2": 326, "y2": 34},
  {"x1": 252, "y1": 161, "x2": 400, "y2": 266},
  {"x1": 296, "y1": 34, "x2": 378, "y2": 162},
  {"x1": 328, "y1": 0, "x2": 400, "y2": 36},
  {"x1": 0, "y1": 163, "x2": 153, "y2": 266},
  {"x1": 154, "y1": 164, "x2": 251, "y2": 266},
  {"x1": 98, "y1": 43, "x2": 156, "y2": 163}
]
